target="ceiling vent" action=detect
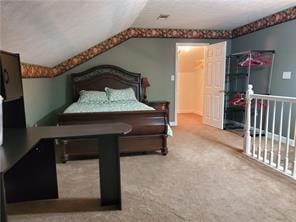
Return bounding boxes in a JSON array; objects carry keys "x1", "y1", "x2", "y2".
[{"x1": 157, "y1": 14, "x2": 170, "y2": 20}]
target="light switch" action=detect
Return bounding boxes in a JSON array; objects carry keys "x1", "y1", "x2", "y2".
[
  {"x1": 171, "y1": 75, "x2": 175, "y2": 81},
  {"x1": 282, "y1": 72, "x2": 291, "y2": 79}
]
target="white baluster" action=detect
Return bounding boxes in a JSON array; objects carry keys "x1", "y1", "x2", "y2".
[
  {"x1": 252, "y1": 98, "x2": 258, "y2": 157},
  {"x1": 284, "y1": 103, "x2": 292, "y2": 173},
  {"x1": 277, "y1": 102, "x2": 284, "y2": 169},
  {"x1": 263, "y1": 100, "x2": 270, "y2": 162},
  {"x1": 270, "y1": 100, "x2": 276, "y2": 165},
  {"x1": 258, "y1": 99, "x2": 264, "y2": 160},
  {"x1": 244, "y1": 84, "x2": 253, "y2": 155}
]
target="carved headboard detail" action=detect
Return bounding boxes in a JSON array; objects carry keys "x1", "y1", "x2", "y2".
[{"x1": 71, "y1": 65, "x2": 141, "y2": 101}]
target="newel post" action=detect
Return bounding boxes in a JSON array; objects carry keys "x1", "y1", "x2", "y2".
[{"x1": 244, "y1": 84, "x2": 254, "y2": 154}]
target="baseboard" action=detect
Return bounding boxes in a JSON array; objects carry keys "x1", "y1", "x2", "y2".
[
  {"x1": 178, "y1": 110, "x2": 203, "y2": 115},
  {"x1": 266, "y1": 132, "x2": 295, "y2": 147},
  {"x1": 226, "y1": 120, "x2": 244, "y2": 127},
  {"x1": 170, "y1": 121, "x2": 177, "y2": 126},
  {"x1": 177, "y1": 109, "x2": 193, "y2": 113},
  {"x1": 249, "y1": 126, "x2": 295, "y2": 147},
  {"x1": 193, "y1": 111, "x2": 203, "y2": 116},
  {"x1": 225, "y1": 121, "x2": 295, "y2": 146}
]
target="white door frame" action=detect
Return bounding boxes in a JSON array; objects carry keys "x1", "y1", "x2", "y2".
[{"x1": 174, "y1": 42, "x2": 209, "y2": 126}]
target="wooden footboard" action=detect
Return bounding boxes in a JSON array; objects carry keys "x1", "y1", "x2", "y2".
[{"x1": 58, "y1": 110, "x2": 168, "y2": 162}]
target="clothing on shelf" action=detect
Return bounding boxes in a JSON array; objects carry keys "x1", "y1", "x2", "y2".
[
  {"x1": 239, "y1": 53, "x2": 273, "y2": 67},
  {"x1": 229, "y1": 92, "x2": 246, "y2": 107},
  {"x1": 229, "y1": 92, "x2": 266, "y2": 109}
]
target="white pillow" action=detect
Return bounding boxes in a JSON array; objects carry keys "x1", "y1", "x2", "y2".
[
  {"x1": 78, "y1": 90, "x2": 108, "y2": 103},
  {"x1": 105, "y1": 87, "x2": 137, "y2": 102}
]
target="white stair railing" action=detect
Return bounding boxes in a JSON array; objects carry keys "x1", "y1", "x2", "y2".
[{"x1": 244, "y1": 85, "x2": 296, "y2": 179}]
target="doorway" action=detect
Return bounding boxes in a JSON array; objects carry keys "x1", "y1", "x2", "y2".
[
  {"x1": 176, "y1": 44, "x2": 206, "y2": 122},
  {"x1": 175, "y1": 42, "x2": 227, "y2": 128}
]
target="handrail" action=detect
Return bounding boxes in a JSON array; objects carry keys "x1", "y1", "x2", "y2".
[{"x1": 251, "y1": 93, "x2": 296, "y2": 103}]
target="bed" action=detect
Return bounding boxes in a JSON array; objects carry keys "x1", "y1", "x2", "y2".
[{"x1": 58, "y1": 64, "x2": 169, "y2": 162}]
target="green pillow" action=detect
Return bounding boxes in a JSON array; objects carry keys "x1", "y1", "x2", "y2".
[
  {"x1": 78, "y1": 90, "x2": 108, "y2": 103},
  {"x1": 105, "y1": 87, "x2": 137, "y2": 101}
]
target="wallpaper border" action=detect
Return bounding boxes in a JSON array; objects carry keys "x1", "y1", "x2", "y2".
[
  {"x1": 232, "y1": 6, "x2": 296, "y2": 38},
  {"x1": 20, "y1": 6, "x2": 296, "y2": 78}
]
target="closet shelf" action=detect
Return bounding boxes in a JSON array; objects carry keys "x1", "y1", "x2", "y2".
[
  {"x1": 225, "y1": 106, "x2": 245, "y2": 112},
  {"x1": 226, "y1": 73, "x2": 248, "y2": 77}
]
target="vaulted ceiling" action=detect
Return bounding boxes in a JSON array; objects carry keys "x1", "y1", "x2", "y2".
[
  {"x1": 0, "y1": 0, "x2": 148, "y2": 66},
  {"x1": 1, "y1": 0, "x2": 296, "y2": 69},
  {"x1": 133, "y1": 0, "x2": 296, "y2": 29}
]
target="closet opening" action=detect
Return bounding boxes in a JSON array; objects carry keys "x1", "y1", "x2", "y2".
[{"x1": 175, "y1": 44, "x2": 207, "y2": 125}]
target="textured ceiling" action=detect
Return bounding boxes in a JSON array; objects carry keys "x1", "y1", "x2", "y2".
[
  {"x1": 133, "y1": 0, "x2": 296, "y2": 29},
  {"x1": 0, "y1": 0, "x2": 295, "y2": 67},
  {"x1": 0, "y1": 0, "x2": 148, "y2": 66}
]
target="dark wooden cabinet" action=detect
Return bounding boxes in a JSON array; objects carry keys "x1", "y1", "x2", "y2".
[
  {"x1": 148, "y1": 101, "x2": 170, "y2": 121},
  {"x1": 0, "y1": 50, "x2": 26, "y2": 128},
  {"x1": 0, "y1": 51, "x2": 23, "y2": 101}
]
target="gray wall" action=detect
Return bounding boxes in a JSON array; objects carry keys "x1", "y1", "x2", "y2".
[
  {"x1": 232, "y1": 20, "x2": 296, "y2": 97},
  {"x1": 232, "y1": 20, "x2": 296, "y2": 137},
  {"x1": 23, "y1": 38, "x2": 229, "y2": 126},
  {"x1": 22, "y1": 78, "x2": 54, "y2": 126},
  {"x1": 22, "y1": 74, "x2": 68, "y2": 126}
]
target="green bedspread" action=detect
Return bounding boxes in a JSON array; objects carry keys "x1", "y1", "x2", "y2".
[
  {"x1": 64, "y1": 100, "x2": 173, "y2": 136},
  {"x1": 64, "y1": 100, "x2": 154, "y2": 113}
]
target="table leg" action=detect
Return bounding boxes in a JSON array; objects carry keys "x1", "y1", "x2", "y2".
[
  {"x1": 98, "y1": 135, "x2": 122, "y2": 210},
  {"x1": 1, "y1": 173, "x2": 7, "y2": 222}
]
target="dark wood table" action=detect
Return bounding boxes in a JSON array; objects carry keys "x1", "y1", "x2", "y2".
[{"x1": 0, "y1": 123, "x2": 131, "y2": 222}]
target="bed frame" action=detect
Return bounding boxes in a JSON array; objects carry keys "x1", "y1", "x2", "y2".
[{"x1": 58, "y1": 65, "x2": 168, "y2": 162}]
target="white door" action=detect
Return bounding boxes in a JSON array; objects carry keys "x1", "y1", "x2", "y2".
[{"x1": 203, "y1": 41, "x2": 226, "y2": 129}]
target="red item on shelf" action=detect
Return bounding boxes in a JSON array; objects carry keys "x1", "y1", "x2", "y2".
[
  {"x1": 239, "y1": 53, "x2": 272, "y2": 67},
  {"x1": 229, "y1": 92, "x2": 246, "y2": 108},
  {"x1": 228, "y1": 92, "x2": 266, "y2": 109}
]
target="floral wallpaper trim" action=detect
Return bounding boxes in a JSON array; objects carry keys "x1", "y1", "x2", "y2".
[
  {"x1": 51, "y1": 28, "x2": 231, "y2": 77},
  {"x1": 21, "y1": 63, "x2": 54, "y2": 78},
  {"x1": 21, "y1": 28, "x2": 231, "y2": 78},
  {"x1": 20, "y1": 6, "x2": 296, "y2": 78},
  {"x1": 232, "y1": 6, "x2": 296, "y2": 38}
]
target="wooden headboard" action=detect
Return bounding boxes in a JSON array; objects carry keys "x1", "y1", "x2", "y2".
[{"x1": 71, "y1": 65, "x2": 141, "y2": 101}]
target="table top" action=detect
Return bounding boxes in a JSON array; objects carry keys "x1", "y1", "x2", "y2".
[{"x1": 0, "y1": 122, "x2": 132, "y2": 173}]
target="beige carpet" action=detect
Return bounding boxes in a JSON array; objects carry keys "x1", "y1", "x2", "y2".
[{"x1": 7, "y1": 114, "x2": 296, "y2": 222}]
